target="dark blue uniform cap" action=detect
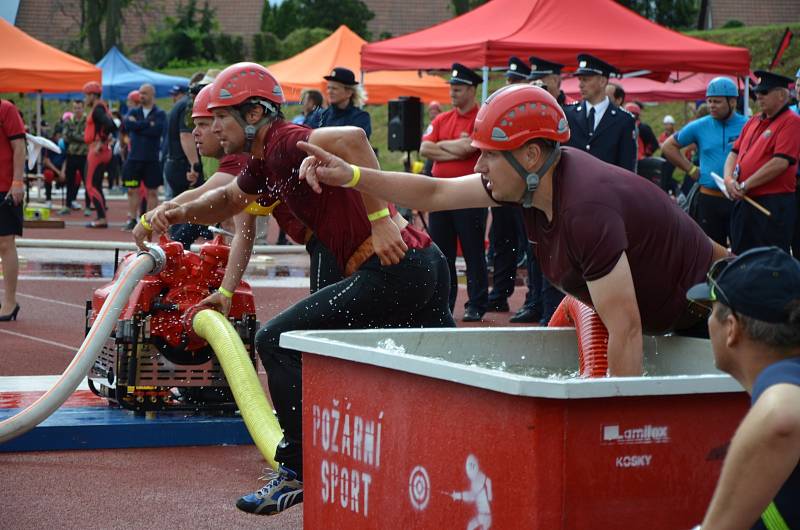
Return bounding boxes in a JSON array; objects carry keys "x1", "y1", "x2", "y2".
[
  {"x1": 506, "y1": 56, "x2": 532, "y2": 80},
  {"x1": 324, "y1": 67, "x2": 359, "y2": 86},
  {"x1": 528, "y1": 56, "x2": 564, "y2": 79},
  {"x1": 449, "y1": 63, "x2": 483, "y2": 86},
  {"x1": 169, "y1": 84, "x2": 188, "y2": 95},
  {"x1": 574, "y1": 54, "x2": 619, "y2": 78},
  {"x1": 687, "y1": 247, "x2": 800, "y2": 323},
  {"x1": 752, "y1": 70, "x2": 794, "y2": 93}
]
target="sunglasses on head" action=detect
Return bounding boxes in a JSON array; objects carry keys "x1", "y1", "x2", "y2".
[{"x1": 700, "y1": 257, "x2": 737, "y2": 316}]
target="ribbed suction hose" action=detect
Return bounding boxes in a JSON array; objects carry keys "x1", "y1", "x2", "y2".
[{"x1": 192, "y1": 309, "x2": 283, "y2": 471}]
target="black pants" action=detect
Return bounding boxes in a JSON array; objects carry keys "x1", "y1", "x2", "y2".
[
  {"x1": 428, "y1": 208, "x2": 488, "y2": 313},
  {"x1": 695, "y1": 191, "x2": 732, "y2": 247},
  {"x1": 259, "y1": 245, "x2": 455, "y2": 478},
  {"x1": 488, "y1": 206, "x2": 529, "y2": 303},
  {"x1": 64, "y1": 154, "x2": 86, "y2": 206},
  {"x1": 730, "y1": 192, "x2": 796, "y2": 254},
  {"x1": 792, "y1": 185, "x2": 800, "y2": 259},
  {"x1": 306, "y1": 235, "x2": 342, "y2": 293},
  {"x1": 522, "y1": 247, "x2": 564, "y2": 323},
  {"x1": 164, "y1": 158, "x2": 211, "y2": 248}
]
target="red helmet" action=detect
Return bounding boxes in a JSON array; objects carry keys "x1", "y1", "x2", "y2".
[
  {"x1": 207, "y1": 62, "x2": 284, "y2": 111},
  {"x1": 624, "y1": 102, "x2": 641, "y2": 116},
  {"x1": 191, "y1": 84, "x2": 214, "y2": 119},
  {"x1": 82, "y1": 81, "x2": 102, "y2": 95},
  {"x1": 127, "y1": 90, "x2": 140, "y2": 103},
  {"x1": 471, "y1": 85, "x2": 569, "y2": 151}
]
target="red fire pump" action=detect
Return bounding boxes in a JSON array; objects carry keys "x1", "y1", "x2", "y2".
[{"x1": 86, "y1": 236, "x2": 259, "y2": 412}]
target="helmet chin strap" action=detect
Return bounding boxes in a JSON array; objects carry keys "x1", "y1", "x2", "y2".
[
  {"x1": 501, "y1": 144, "x2": 560, "y2": 208},
  {"x1": 232, "y1": 100, "x2": 277, "y2": 153}
]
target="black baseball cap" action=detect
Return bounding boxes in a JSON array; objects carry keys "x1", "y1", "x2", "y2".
[
  {"x1": 752, "y1": 70, "x2": 794, "y2": 94},
  {"x1": 324, "y1": 67, "x2": 358, "y2": 86},
  {"x1": 528, "y1": 56, "x2": 564, "y2": 79},
  {"x1": 506, "y1": 56, "x2": 531, "y2": 80},
  {"x1": 574, "y1": 54, "x2": 619, "y2": 78},
  {"x1": 687, "y1": 247, "x2": 800, "y2": 323},
  {"x1": 449, "y1": 63, "x2": 483, "y2": 86}
]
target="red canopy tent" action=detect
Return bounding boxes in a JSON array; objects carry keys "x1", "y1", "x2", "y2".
[
  {"x1": 561, "y1": 72, "x2": 739, "y2": 103},
  {"x1": 361, "y1": 0, "x2": 750, "y2": 76}
]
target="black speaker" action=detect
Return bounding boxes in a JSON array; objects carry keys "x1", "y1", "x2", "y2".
[{"x1": 387, "y1": 96, "x2": 423, "y2": 152}]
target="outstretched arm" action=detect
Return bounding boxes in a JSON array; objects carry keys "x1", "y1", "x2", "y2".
[
  {"x1": 297, "y1": 141, "x2": 495, "y2": 212},
  {"x1": 156, "y1": 178, "x2": 256, "y2": 229}
]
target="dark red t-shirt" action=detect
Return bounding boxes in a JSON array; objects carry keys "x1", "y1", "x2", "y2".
[
  {"x1": 732, "y1": 105, "x2": 800, "y2": 197},
  {"x1": 422, "y1": 106, "x2": 480, "y2": 178},
  {"x1": 218, "y1": 153, "x2": 249, "y2": 176},
  {"x1": 236, "y1": 120, "x2": 430, "y2": 272},
  {"x1": 485, "y1": 147, "x2": 713, "y2": 334},
  {"x1": 0, "y1": 100, "x2": 26, "y2": 193}
]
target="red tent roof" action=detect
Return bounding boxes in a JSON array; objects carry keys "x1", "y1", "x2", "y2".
[
  {"x1": 561, "y1": 72, "x2": 739, "y2": 103},
  {"x1": 361, "y1": 0, "x2": 750, "y2": 76},
  {"x1": 0, "y1": 18, "x2": 100, "y2": 93}
]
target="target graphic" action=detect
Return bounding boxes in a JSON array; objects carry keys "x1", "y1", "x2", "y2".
[{"x1": 408, "y1": 465, "x2": 431, "y2": 511}]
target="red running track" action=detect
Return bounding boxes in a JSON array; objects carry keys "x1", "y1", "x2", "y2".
[{"x1": 0, "y1": 269, "x2": 532, "y2": 529}]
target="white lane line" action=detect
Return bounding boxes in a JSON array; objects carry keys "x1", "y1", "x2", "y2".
[
  {"x1": 0, "y1": 375, "x2": 90, "y2": 392},
  {"x1": 16, "y1": 276, "x2": 107, "y2": 282},
  {"x1": 7, "y1": 291, "x2": 85, "y2": 309},
  {"x1": 0, "y1": 329, "x2": 78, "y2": 351}
]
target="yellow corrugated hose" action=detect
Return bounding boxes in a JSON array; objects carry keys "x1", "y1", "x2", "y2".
[{"x1": 193, "y1": 309, "x2": 283, "y2": 471}]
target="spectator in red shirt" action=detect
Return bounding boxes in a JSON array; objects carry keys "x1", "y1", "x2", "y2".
[
  {"x1": 421, "y1": 63, "x2": 488, "y2": 321},
  {"x1": 724, "y1": 71, "x2": 800, "y2": 254},
  {"x1": 0, "y1": 99, "x2": 26, "y2": 321}
]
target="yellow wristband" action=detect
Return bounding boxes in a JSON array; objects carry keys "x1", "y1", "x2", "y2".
[
  {"x1": 344, "y1": 165, "x2": 361, "y2": 188},
  {"x1": 140, "y1": 214, "x2": 152, "y2": 231},
  {"x1": 367, "y1": 208, "x2": 391, "y2": 222},
  {"x1": 218, "y1": 287, "x2": 234, "y2": 299},
  {"x1": 688, "y1": 165, "x2": 699, "y2": 177}
]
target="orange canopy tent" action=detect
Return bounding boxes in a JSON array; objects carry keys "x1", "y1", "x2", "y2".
[
  {"x1": 268, "y1": 25, "x2": 450, "y2": 105},
  {"x1": 0, "y1": 18, "x2": 100, "y2": 93}
]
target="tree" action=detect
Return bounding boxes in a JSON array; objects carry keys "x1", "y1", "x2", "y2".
[
  {"x1": 299, "y1": 0, "x2": 375, "y2": 40},
  {"x1": 615, "y1": 0, "x2": 699, "y2": 30},
  {"x1": 450, "y1": 0, "x2": 487, "y2": 16},
  {"x1": 142, "y1": 0, "x2": 221, "y2": 68},
  {"x1": 261, "y1": 0, "x2": 304, "y2": 40}
]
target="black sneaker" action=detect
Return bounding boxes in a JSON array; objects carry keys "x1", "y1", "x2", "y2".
[
  {"x1": 235, "y1": 466, "x2": 304, "y2": 515},
  {"x1": 121, "y1": 219, "x2": 137, "y2": 232},
  {"x1": 509, "y1": 307, "x2": 543, "y2": 323},
  {"x1": 486, "y1": 299, "x2": 510, "y2": 312},
  {"x1": 462, "y1": 307, "x2": 484, "y2": 322}
]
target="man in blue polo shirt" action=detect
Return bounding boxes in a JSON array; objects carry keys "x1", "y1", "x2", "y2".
[
  {"x1": 662, "y1": 77, "x2": 746, "y2": 246},
  {"x1": 687, "y1": 246, "x2": 800, "y2": 529}
]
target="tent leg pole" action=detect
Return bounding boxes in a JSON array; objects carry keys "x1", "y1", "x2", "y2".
[
  {"x1": 482, "y1": 66, "x2": 489, "y2": 102},
  {"x1": 743, "y1": 76, "x2": 750, "y2": 116}
]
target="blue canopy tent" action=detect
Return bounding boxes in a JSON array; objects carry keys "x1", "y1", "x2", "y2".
[{"x1": 42, "y1": 46, "x2": 189, "y2": 101}]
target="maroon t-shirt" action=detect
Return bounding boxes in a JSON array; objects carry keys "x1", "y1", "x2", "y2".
[
  {"x1": 486, "y1": 147, "x2": 713, "y2": 333},
  {"x1": 236, "y1": 120, "x2": 430, "y2": 272},
  {"x1": 218, "y1": 153, "x2": 249, "y2": 176}
]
